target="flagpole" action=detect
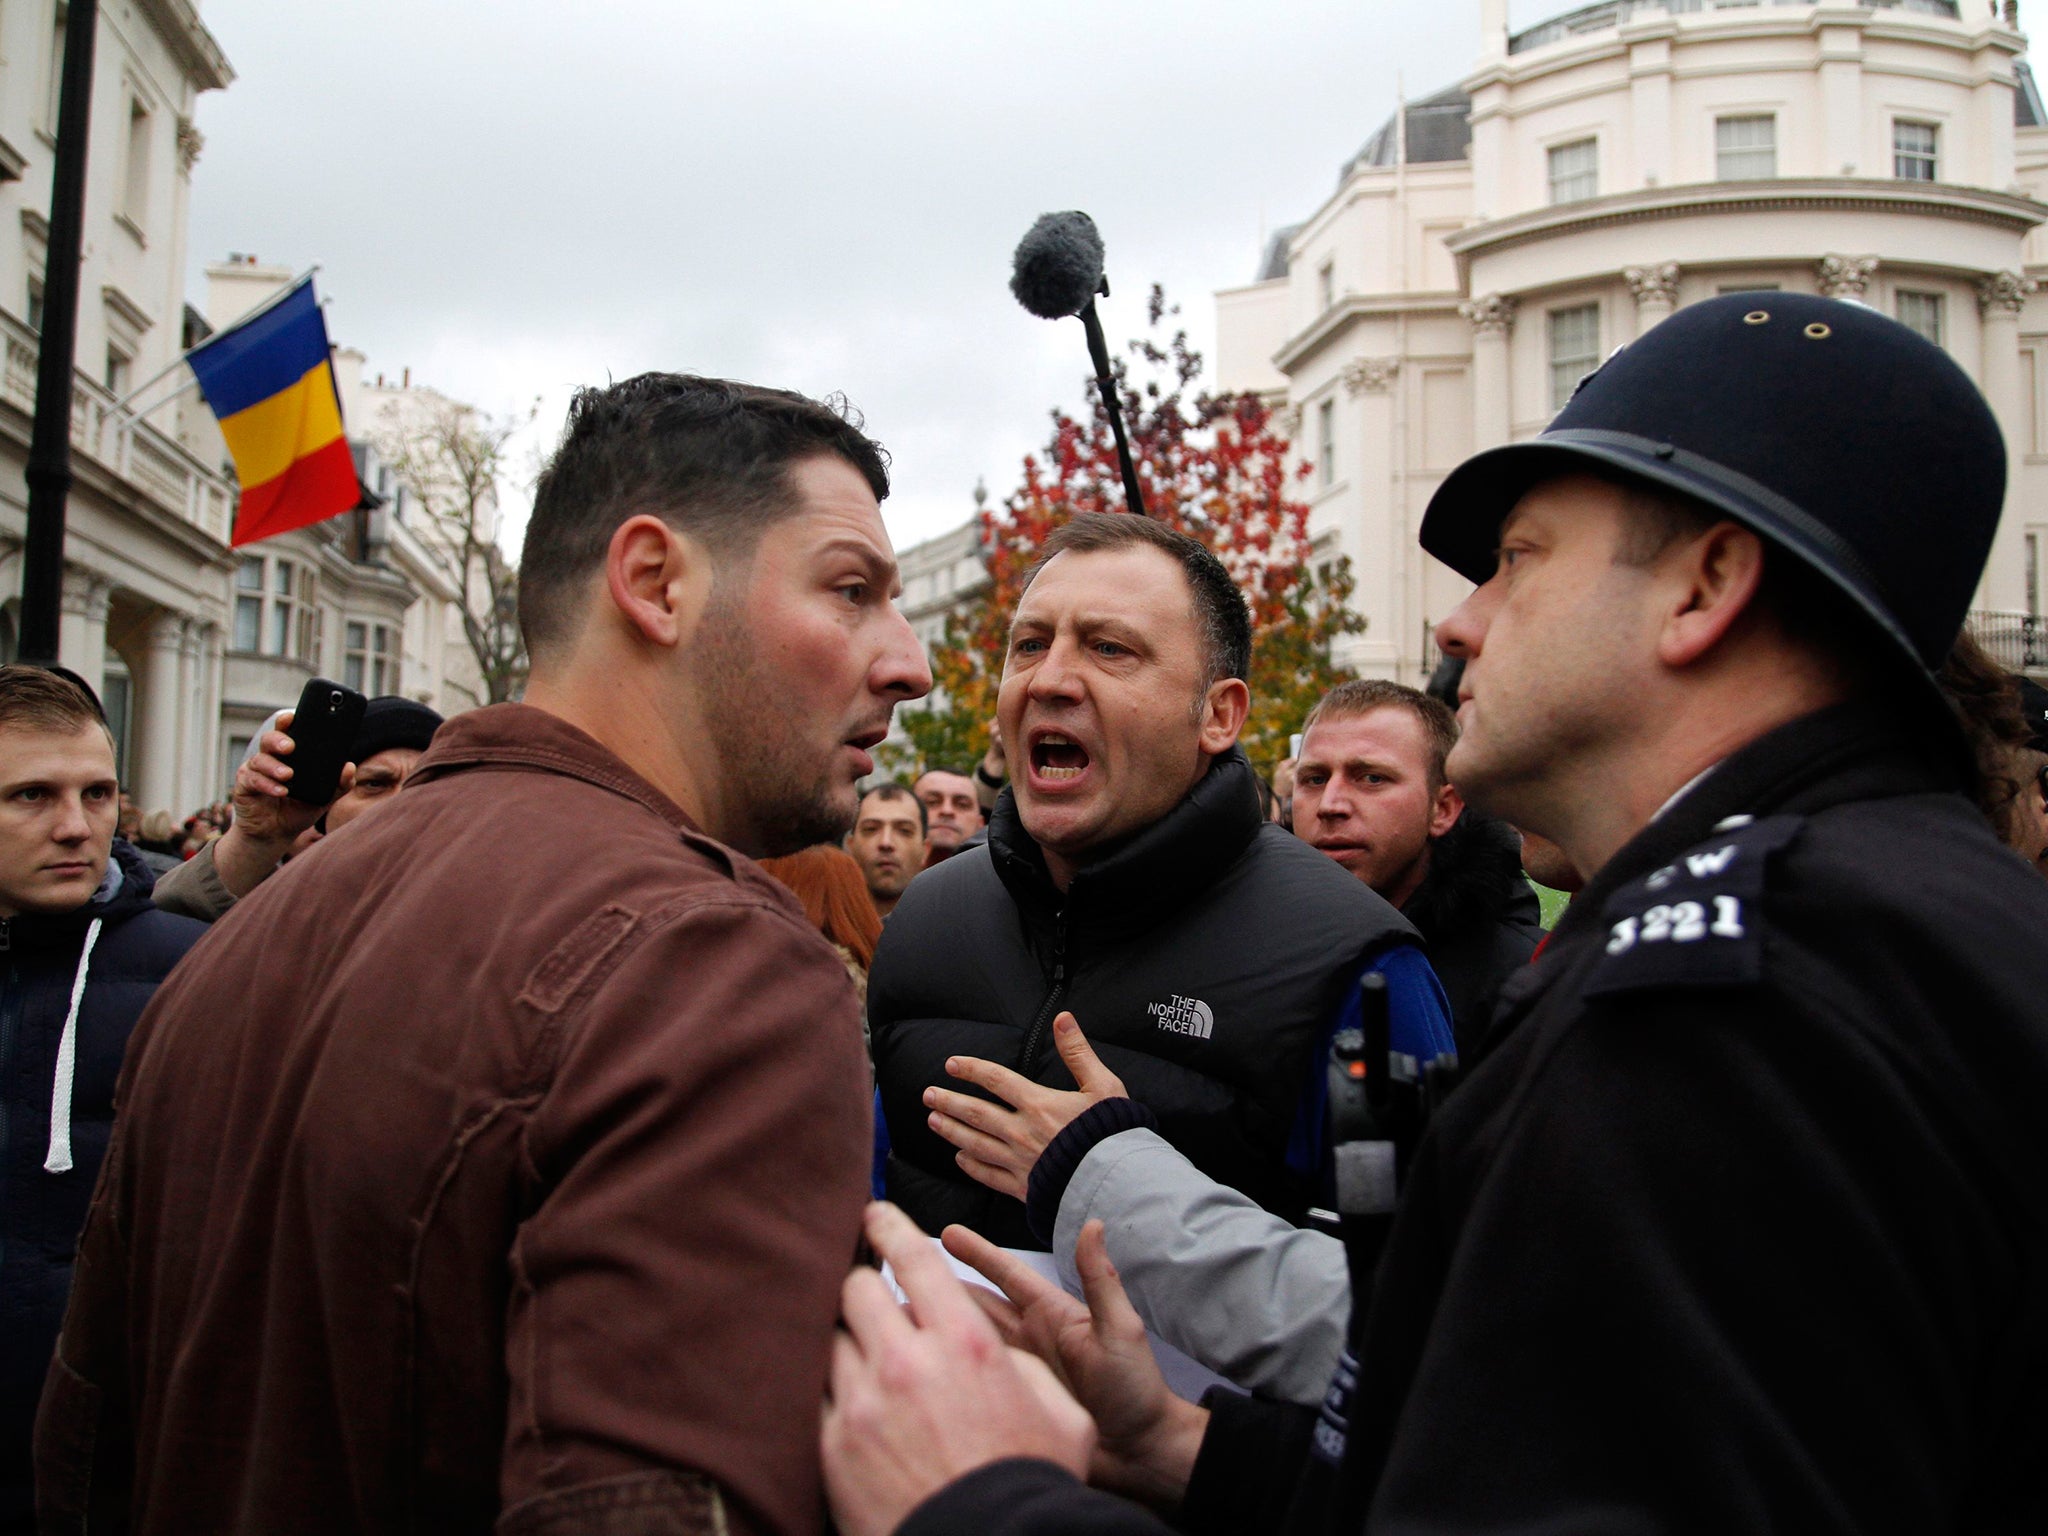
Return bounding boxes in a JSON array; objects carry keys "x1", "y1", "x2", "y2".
[
  {"x1": 110, "y1": 263, "x2": 320, "y2": 416},
  {"x1": 19, "y1": 0, "x2": 99, "y2": 666}
]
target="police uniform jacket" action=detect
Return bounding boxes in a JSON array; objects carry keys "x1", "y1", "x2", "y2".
[{"x1": 896, "y1": 700, "x2": 2048, "y2": 1536}]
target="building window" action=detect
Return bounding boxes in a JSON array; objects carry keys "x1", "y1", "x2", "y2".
[
  {"x1": 232, "y1": 554, "x2": 319, "y2": 661},
  {"x1": 343, "y1": 622, "x2": 367, "y2": 691},
  {"x1": 233, "y1": 557, "x2": 263, "y2": 652},
  {"x1": 104, "y1": 345, "x2": 131, "y2": 397},
  {"x1": 1548, "y1": 138, "x2": 1598, "y2": 204},
  {"x1": 1317, "y1": 398, "x2": 1336, "y2": 489},
  {"x1": 1549, "y1": 304, "x2": 1601, "y2": 411},
  {"x1": 1318, "y1": 260, "x2": 1335, "y2": 312},
  {"x1": 122, "y1": 95, "x2": 152, "y2": 230},
  {"x1": 1894, "y1": 120, "x2": 1938, "y2": 181},
  {"x1": 345, "y1": 620, "x2": 398, "y2": 695},
  {"x1": 44, "y1": 6, "x2": 66, "y2": 131},
  {"x1": 25, "y1": 277, "x2": 44, "y2": 334},
  {"x1": 1896, "y1": 290, "x2": 1944, "y2": 346},
  {"x1": 1716, "y1": 115, "x2": 1776, "y2": 180}
]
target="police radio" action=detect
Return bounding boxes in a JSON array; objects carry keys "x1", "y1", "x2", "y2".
[{"x1": 1324, "y1": 973, "x2": 1461, "y2": 1280}]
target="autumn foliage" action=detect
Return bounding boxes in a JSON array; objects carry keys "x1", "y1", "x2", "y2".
[{"x1": 891, "y1": 287, "x2": 1363, "y2": 777}]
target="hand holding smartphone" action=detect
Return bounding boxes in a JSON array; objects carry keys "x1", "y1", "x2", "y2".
[{"x1": 283, "y1": 678, "x2": 368, "y2": 805}]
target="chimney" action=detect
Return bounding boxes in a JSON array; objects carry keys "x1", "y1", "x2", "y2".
[
  {"x1": 1481, "y1": 0, "x2": 1509, "y2": 56},
  {"x1": 401, "y1": 366, "x2": 410, "y2": 388}
]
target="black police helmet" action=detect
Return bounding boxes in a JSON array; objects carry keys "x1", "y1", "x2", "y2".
[{"x1": 1419, "y1": 291, "x2": 2006, "y2": 680}]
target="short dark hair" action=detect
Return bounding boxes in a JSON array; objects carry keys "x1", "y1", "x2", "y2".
[
  {"x1": 1604, "y1": 473, "x2": 1878, "y2": 692},
  {"x1": 1020, "y1": 513, "x2": 1252, "y2": 687},
  {"x1": 860, "y1": 780, "x2": 927, "y2": 836},
  {"x1": 1302, "y1": 679, "x2": 1459, "y2": 792},
  {"x1": 0, "y1": 665, "x2": 113, "y2": 744},
  {"x1": 518, "y1": 373, "x2": 892, "y2": 658}
]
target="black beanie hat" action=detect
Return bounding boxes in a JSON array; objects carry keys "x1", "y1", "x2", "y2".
[{"x1": 349, "y1": 696, "x2": 443, "y2": 766}]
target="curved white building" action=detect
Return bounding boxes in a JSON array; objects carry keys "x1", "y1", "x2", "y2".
[{"x1": 1218, "y1": 0, "x2": 2048, "y2": 681}]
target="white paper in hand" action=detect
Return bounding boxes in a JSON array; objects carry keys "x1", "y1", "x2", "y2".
[{"x1": 882, "y1": 1238, "x2": 1236, "y2": 1404}]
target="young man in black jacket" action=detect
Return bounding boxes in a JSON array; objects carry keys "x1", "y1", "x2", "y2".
[
  {"x1": 824, "y1": 293, "x2": 2048, "y2": 1536},
  {"x1": 1292, "y1": 678, "x2": 1542, "y2": 1053},
  {"x1": 0, "y1": 667, "x2": 204, "y2": 1532}
]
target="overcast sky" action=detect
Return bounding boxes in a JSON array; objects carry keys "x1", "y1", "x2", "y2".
[{"x1": 185, "y1": 0, "x2": 1531, "y2": 555}]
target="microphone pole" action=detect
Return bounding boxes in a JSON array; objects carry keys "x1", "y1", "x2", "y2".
[{"x1": 1079, "y1": 291, "x2": 1147, "y2": 520}]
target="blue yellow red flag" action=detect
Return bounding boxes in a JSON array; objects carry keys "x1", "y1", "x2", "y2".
[{"x1": 186, "y1": 278, "x2": 359, "y2": 547}]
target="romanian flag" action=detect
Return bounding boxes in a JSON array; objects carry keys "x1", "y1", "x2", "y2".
[{"x1": 187, "y1": 278, "x2": 359, "y2": 547}]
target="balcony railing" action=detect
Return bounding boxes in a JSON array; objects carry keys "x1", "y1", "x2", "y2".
[
  {"x1": 1965, "y1": 609, "x2": 2048, "y2": 671},
  {"x1": 1510, "y1": 0, "x2": 1958, "y2": 53},
  {"x1": 0, "y1": 308, "x2": 235, "y2": 546}
]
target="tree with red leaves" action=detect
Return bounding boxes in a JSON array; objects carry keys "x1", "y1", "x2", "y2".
[{"x1": 890, "y1": 287, "x2": 1363, "y2": 779}]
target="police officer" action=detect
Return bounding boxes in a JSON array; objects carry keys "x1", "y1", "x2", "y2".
[{"x1": 818, "y1": 291, "x2": 2048, "y2": 1536}]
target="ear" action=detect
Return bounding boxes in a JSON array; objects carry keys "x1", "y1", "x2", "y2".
[
  {"x1": 604, "y1": 515, "x2": 712, "y2": 649},
  {"x1": 1428, "y1": 779, "x2": 1464, "y2": 840},
  {"x1": 1199, "y1": 678, "x2": 1252, "y2": 756},
  {"x1": 1657, "y1": 521, "x2": 1767, "y2": 669}
]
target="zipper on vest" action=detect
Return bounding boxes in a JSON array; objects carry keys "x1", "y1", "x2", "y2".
[{"x1": 1016, "y1": 913, "x2": 1069, "y2": 1072}]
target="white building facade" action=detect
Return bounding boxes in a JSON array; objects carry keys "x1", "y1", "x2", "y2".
[
  {"x1": 0, "y1": 0, "x2": 500, "y2": 816},
  {"x1": 1219, "y1": 0, "x2": 2048, "y2": 682},
  {"x1": 0, "y1": 0, "x2": 238, "y2": 814}
]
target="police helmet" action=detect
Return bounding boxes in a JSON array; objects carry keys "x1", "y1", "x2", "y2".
[{"x1": 1418, "y1": 291, "x2": 2007, "y2": 683}]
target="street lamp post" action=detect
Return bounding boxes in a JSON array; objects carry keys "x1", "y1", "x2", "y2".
[{"x1": 20, "y1": 0, "x2": 100, "y2": 665}]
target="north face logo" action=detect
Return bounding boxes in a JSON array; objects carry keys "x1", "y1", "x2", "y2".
[{"x1": 1148, "y1": 994, "x2": 1214, "y2": 1040}]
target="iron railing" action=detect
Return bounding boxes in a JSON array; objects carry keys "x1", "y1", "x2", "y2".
[
  {"x1": 1511, "y1": 0, "x2": 1957, "y2": 53},
  {"x1": 1965, "y1": 609, "x2": 2048, "y2": 671}
]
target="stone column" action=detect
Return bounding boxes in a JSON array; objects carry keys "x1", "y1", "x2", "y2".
[
  {"x1": 175, "y1": 619, "x2": 201, "y2": 812},
  {"x1": 1978, "y1": 270, "x2": 2039, "y2": 612},
  {"x1": 1817, "y1": 255, "x2": 1879, "y2": 301},
  {"x1": 1459, "y1": 294, "x2": 1517, "y2": 450},
  {"x1": 57, "y1": 571, "x2": 110, "y2": 690},
  {"x1": 130, "y1": 610, "x2": 185, "y2": 815},
  {"x1": 1625, "y1": 263, "x2": 1681, "y2": 336}
]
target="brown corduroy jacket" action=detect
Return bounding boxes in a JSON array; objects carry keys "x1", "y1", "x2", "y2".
[{"x1": 36, "y1": 704, "x2": 871, "y2": 1535}]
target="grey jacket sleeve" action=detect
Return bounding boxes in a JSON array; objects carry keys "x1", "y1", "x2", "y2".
[
  {"x1": 1051, "y1": 1128, "x2": 1349, "y2": 1407},
  {"x1": 150, "y1": 839, "x2": 236, "y2": 924}
]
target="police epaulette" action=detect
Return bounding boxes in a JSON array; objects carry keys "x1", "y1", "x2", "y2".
[{"x1": 1582, "y1": 813, "x2": 1804, "y2": 999}]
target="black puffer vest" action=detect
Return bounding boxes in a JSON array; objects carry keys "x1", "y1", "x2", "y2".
[{"x1": 870, "y1": 748, "x2": 1417, "y2": 1248}]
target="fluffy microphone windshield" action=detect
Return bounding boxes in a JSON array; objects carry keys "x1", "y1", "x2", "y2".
[{"x1": 1011, "y1": 211, "x2": 1106, "y2": 319}]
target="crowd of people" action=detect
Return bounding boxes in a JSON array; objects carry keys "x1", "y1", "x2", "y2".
[{"x1": 0, "y1": 291, "x2": 2044, "y2": 1536}]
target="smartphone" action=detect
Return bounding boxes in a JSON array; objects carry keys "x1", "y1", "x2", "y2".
[{"x1": 284, "y1": 678, "x2": 368, "y2": 805}]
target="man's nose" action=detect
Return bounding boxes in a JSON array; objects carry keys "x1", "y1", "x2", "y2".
[
  {"x1": 1434, "y1": 581, "x2": 1496, "y2": 660},
  {"x1": 53, "y1": 795, "x2": 94, "y2": 843},
  {"x1": 1026, "y1": 635, "x2": 1086, "y2": 702},
  {"x1": 877, "y1": 606, "x2": 932, "y2": 703}
]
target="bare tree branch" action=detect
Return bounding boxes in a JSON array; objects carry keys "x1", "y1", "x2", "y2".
[{"x1": 373, "y1": 398, "x2": 533, "y2": 705}]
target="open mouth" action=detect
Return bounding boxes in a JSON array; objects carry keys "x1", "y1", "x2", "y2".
[{"x1": 1031, "y1": 731, "x2": 1091, "y2": 783}]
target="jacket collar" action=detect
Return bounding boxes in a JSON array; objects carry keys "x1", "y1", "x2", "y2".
[
  {"x1": 1549, "y1": 698, "x2": 1957, "y2": 953},
  {"x1": 1403, "y1": 810, "x2": 1540, "y2": 944},
  {"x1": 407, "y1": 704, "x2": 733, "y2": 872},
  {"x1": 0, "y1": 838, "x2": 156, "y2": 949},
  {"x1": 986, "y1": 745, "x2": 1263, "y2": 932}
]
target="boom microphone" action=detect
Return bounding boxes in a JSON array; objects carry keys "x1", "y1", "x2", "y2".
[
  {"x1": 1009, "y1": 211, "x2": 1150, "y2": 518},
  {"x1": 1010, "y1": 212, "x2": 1106, "y2": 319}
]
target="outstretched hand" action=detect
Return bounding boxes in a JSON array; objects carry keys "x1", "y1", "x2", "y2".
[
  {"x1": 943, "y1": 1218, "x2": 1209, "y2": 1511},
  {"x1": 925, "y1": 1012, "x2": 1129, "y2": 1199},
  {"x1": 822, "y1": 1203, "x2": 1095, "y2": 1536}
]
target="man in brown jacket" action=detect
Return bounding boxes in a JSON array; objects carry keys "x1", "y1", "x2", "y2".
[{"x1": 37, "y1": 375, "x2": 931, "y2": 1535}]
